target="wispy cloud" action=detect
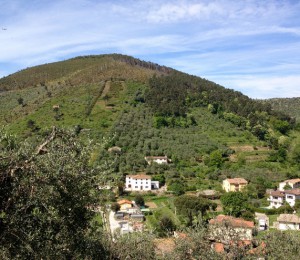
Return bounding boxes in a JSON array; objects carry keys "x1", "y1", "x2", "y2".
[{"x1": 0, "y1": 0, "x2": 300, "y2": 98}]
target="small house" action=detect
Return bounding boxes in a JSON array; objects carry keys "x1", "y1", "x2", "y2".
[
  {"x1": 144, "y1": 156, "x2": 169, "y2": 165},
  {"x1": 222, "y1": 178, "x2": 248, "y2": 192},
  {"x1": 209, "y1": 215, "x2": 255, "y2": 242},
  {"x1": 275, "y1": 214, "x2": 300, "y2": 230},
  {"x1": 117, "y1": 199, "x2": 133, "y2": 211},
  {"x1": 279, "y1": 178, "x2": 300, "y2": 191}
]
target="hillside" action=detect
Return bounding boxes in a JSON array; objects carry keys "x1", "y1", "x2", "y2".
[
  {"x1": 2, "y1": 54, "x2": 300, "y2": 258},
  {"x1": 264, "y1": 97, "x2": 300, "y2": 121},
  {"x1": 0, "y1": 54, "x2": 299, "y2": 191}
]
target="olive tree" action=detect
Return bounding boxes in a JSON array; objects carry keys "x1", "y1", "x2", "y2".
[{"x1": 0, "y1": 128, "x2": 106, "y2": 258}]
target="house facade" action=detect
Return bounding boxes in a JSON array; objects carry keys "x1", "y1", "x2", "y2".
[
  {"x1": 209, "y1": 215, "x2": 255, "y2": 242},
  {"x1": 275, "y1": 214, "x2": 300, "y2": 230},
  {"x1": 268, "y1": 188, "x2": 300, "y2": 208},
  {"x1": 125, "y1": 174, "x2": 159, "y2": 191},
  {"x1": 222, "y1": 178, "x2": 248, "y2": 192},
  {"x1": 279, "y1": 178, "x2": 300, "y2": 191},
  {"x1": 144, "y1": 156, "x2": 169, "y2": 165},
  {"x1": 117, "y1": 199, "x2": 133, "y2": 211},
  {"x1": 268, "y1": 190, "x2": 285, "y2": 208}
]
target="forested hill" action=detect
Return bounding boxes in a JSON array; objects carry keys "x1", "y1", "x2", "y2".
[
  {"x1": 263, "y1": 97, "x2": 300, "y2": 121},
  {"x1": 0, "y1": 54, "x2": 294, "y2": 141},
  {"x1": 0, "y1": 54, "x2": 172, "y2": 92}
]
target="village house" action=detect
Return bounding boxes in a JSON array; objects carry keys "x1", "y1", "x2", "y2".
[
  {"x1": 279, "y1": 178, "x2": 300, "y2": 191},
  {"x1": 144, "y1": 156, "x2": 169, "y2": 165},
  {"x1": 274, "y1": 214, "x2": 300, "y2": 231},
  {"x1": 268, "y1": 190, "x2": 285, "y2": 208},
  {"x1": 125, "y1": 174, "x2": 159, "y2": 191},
  {"x1": 209, "y1": 215, "x2": 255, "y2": 242},
  {"x1": 268, "y1": 188, "x2": 300, "y2": 208},
  {"x1": 117, "y1": 199, "x2": 133, "y2": 211},
  {"x1": 222, "y1": 178, "x2": 248, "y2": 192}
]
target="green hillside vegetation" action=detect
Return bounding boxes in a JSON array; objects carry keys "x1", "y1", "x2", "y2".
[
  {"x1": 2, "y1": 54, "x2": 300, "y2": 258},
  {"x1": 264, "y1": 97, "x2": 300, "y2": 122}
]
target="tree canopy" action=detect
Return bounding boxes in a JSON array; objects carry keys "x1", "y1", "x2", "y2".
[{"x1": 0, "y1": 128, "x2": 105, "y2": 258}]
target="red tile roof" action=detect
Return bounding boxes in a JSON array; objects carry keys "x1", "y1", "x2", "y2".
[
  {"x1": 282, "y1": 178, "x2": 300, "y2": 184},
  {"x1": 117, "y1": 199, "x2": 133, "y2": 205},
  {"x1": 226, "y1": 178, "x2": 248, "y2": 185},
  {"x1": 209, "y1": 215, "x2": 254, "y2": 229},
  {"x1": 270, "y1": 190, "x2": 285, "y2": 197},
  {"x1": 284, "y1": 188, "x2": 300, "y2": 196},
  {"x1": 126, "y1": 174, "x2": 151, "y2": 180}
]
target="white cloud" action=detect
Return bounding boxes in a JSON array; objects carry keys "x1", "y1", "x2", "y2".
[{"x1": 0, "y1": 0, "x2": 300, "y2": 98}]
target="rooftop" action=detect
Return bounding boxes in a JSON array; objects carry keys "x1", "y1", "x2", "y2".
[
  {"x1": 117, "y1": 199, "x2": 133, "y2": 205},
  {"x1": 281, "y1": 178, "x2": 300, "y2": 184},
  {"x1": 225, "y1": 178, "x2": 248, "y2": 185},
  {"x1": 126, "y1": 174, "x2": 151, "y2": 180},
  {"x1": 270, "y1": 190, "x2": 285, "y2": 197},
  {"x1": 277, "y1": 214, "x2": 300, "y2": 224},
  {"x1": 209, "y1": 215, "x2": 254, "y2": 229},
  {"x1": 285, "y1": 188, "x2": 300, "y2": 196}
]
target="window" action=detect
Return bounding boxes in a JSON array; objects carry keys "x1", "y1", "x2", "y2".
[
  {"x1": 287, "y1": 195, "x2": 293, "y2": 199},
  {"x1": 145, "y1": 186, "x2": 148, "y2": 188},
  {"x1": 135, "y1": 186, "x2": 138, "y2": 188}
]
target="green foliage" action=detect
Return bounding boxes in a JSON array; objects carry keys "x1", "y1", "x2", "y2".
[
  {"x1": 221, "y1": 192, "x2": 251, "y2": 218},
  {"x1": 0, "y1": 128, "x2": 105, "y2": 258},
  {"x1": 174, "y1": 195, "x2": 214, "y2": 226},
  {"x1": 168, "y1": 182, "x2": 185, "y2": 196},
  {"x1": 111, "y1": 202, "x2": 121, "y2": 212},
  {"x1": 157, "y1": 216, "x2": 176, "y2": 236},
  {"x1": 207, "y1": 150, "x2": 223, "y2": 168},
  {"x1": 134, "y1": 194, "x2": 145, "y2": 207}
]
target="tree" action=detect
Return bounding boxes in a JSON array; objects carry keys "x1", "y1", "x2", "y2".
[
  {"x1": 208, "y1": 150, "x2": 223, "y2": 168},
  {"x1": 17, "y1": 97, "x2": 24, "y2": 106},
  {"x1": 168, "y1": 182, "x2": 185, "y2": 196},
  {"x1": 174, "y1": 195, "x2": 215, "y2": 226},
  {"x1": 134, "y1": 194, "x2": 145, "y2": 207},
  {"x1": 111, "y1": 202, "x2": 121, "y2": 212},
  {"x1": 158, "y1": 216, "x2": 176, "y2": 236},
  {"x1": 221, "y1": 192, "x2": 251, "y2": 218},
  {"x1": 0, "y1": 128, "x2": 106, "y2": 258}
]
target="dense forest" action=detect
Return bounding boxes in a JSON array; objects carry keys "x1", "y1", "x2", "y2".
[{"x1": 1, "y1": 54, "x2": 300, "y2": 258}]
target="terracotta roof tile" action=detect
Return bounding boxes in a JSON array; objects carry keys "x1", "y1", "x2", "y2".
[
  {"x1": 126, "y1": 174, "x2": 151, "y2": 180},
  {"x1": 209, "y1": 215, "x2": 254, "y2": 228},
  {"x1": 117, "y1": 199, "x2": 133, "y2": 205},
  {"x1": 270, "y1": 190, "x2": 285, "y2": 197},
  {"x1": 282, "y1": 178, "x2": 300, "y2": 184},
  {"x1": 284, "y1": 188, "x2": 300, "y2": 196},
  {"x1": 226, "y1": 178, "x2": 248, "y2": 184}
]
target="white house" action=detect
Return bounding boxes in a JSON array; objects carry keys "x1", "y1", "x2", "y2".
[
  {"x1": 268, "y1": 190, "x2": 285, "y2": 208},
  {"x1": 268, "y1": 188, "x2": 300, "y2": 208},
  {"x1": 276, "y1": 214, "x2": 300, "y2": 231},
  {"x1": 279, "y1": 178, "x2": 300, "y2": 191},
  {"x1": 285, "y1": 189, "x2": 300, "y2": 207},
  {"x1": 125, "y1": 174, "x2": 159, "y2": 191},
  {"x1": 144, "y1": 156, "x2": 169, "y2": 165}
]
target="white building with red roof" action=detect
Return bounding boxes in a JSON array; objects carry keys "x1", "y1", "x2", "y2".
[{"x1": 279, "y1": 178, "x2": 300, "y2": 191}]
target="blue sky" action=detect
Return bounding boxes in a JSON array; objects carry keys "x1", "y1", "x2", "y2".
[{"x1": 1, "y1": 0, "x2": 300, "y2": 99}]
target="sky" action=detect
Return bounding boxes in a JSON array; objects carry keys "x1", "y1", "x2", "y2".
[{"x1": 1, "y1": 0, "x2": 300, "y2": 99}]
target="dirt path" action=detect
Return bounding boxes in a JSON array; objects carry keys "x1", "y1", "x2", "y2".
[{"x1": 100, "y1": 80, "x2": 111, "y2": 98}]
